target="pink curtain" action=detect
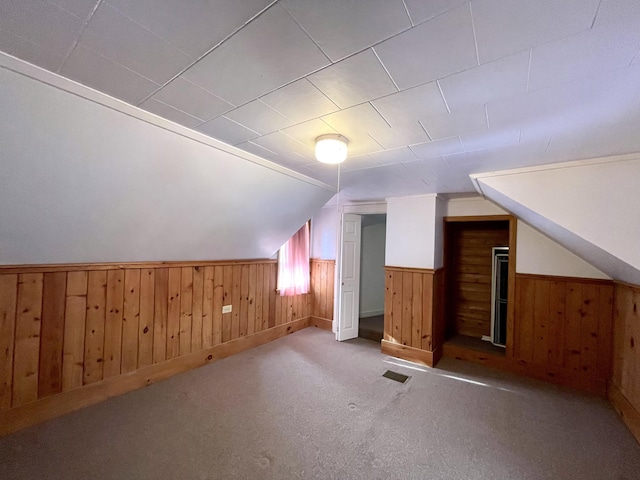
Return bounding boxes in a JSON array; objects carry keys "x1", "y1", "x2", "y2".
[{"x1": 277, "y1": 222, "x2": 310, "y2": 296}]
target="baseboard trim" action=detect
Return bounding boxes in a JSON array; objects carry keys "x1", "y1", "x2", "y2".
[
  {"x1": 442, "y1": 343, "x2": 607, "y2": 397},
  {"x1": 381, "y1": 340, "x2": 438, "y2": 367},
  {"x1": 0, "y1": 317, "x2": 310, "y2": 437},
  {"x1": 609, "y1": 382, "x2": 640, "y2": 444},
  {"x1": 309, "y1": 316, "x2": 332, "y2": 331}
]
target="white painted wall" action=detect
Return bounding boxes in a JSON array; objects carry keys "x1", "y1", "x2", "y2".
[
  {"x1": 0, "y1": 55, "x2": 334, "y2": 264},
  {"x1": 359, "y1": 218, "x2": 386, "y2": 317},
  {"x1": 445, "y1": 196, "x2": 508, "y2": 216},
  {"x1": 517, "y1": 222, "x2": 610, "y2": 279},
  {"x1": 445, "y1": 196, "x2": 610, "y2": 279},
  {"x1": 474, "y1": 155, "x2": 640, "y2": 283},
  {"x1": 386, "y1": 194, "x2": 437, "y2": 269},
  {"x1": 311, "y1": 206, "x2": 338, "y2": 260}
]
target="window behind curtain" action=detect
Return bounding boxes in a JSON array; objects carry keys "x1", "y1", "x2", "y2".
[{"x1": 277, "y1": 222, "x2": 310, "y2": 296}]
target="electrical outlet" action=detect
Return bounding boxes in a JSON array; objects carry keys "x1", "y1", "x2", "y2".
[{"x1": 222, "y1": 305, "x2": 232, "y2": 314}]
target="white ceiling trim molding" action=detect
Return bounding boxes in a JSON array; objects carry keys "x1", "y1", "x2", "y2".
[{"x1": 0, "y1": 51, "x2": 334, "y2": 192}]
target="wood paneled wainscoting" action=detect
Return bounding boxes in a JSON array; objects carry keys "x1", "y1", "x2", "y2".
[
  {"x1": 0, "y1": 258, "x2": 335, "y2": 436},
  {"x1": 444, "y1": 273, "x2": 614, "y2": 396},
  {"x1": 381, "y1": 266, "x2": 444, "y2": 367},
  {"x1": 610, "y1": 281, "x2": 640, "y2": 443},
  {"x1": 310, "y1": 259, "x2": 335, "y2": 331}
]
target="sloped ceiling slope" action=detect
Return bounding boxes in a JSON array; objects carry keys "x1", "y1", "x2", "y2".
[
  {"x1": 0, "y1": 54, "x2": 334, "y2": 264},
  {"x1": 472, "y1": 155, "x2": 640, "y2": 284},
  {"x1": 1, "y1": 1, "x2": 639, "y2": 201}
]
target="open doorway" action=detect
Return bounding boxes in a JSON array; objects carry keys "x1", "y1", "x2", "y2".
[
  {"x1": 358, "y1": 214, "x2": 386, "y2": 342},
  {"x1": 443, "y1": 217, "x2": 516, "y2": 356}
]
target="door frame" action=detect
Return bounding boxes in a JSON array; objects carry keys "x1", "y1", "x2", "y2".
[
  {"x1": 442, "y1": 215, "x2": 517, "y2": 357},
  {"x1": 335, "y1": 202, "x2": 387, "y2": 340}
]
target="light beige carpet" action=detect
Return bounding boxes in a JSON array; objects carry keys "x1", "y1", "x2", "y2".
[{"x1": 1, "y1": 328, "x2": 638, "y2": 479}]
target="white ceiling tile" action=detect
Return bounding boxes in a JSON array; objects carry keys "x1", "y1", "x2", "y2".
[
  {"x1": 49, "y1": 0, "x2": 99, "y2": 19},
  {"x1": 280, "y1": 0, "x2": 411, "y2": 61},
  {"x1": 374, "y1": 4, "x2": 477, "y2": 89},
  {"x1": 235, "y1": 141, "x2": 280, "y2": 160},
  {"x1": 260, "y1": 79, "x2": 339, "y2": 123},
  {"x1": 410, "y1": 137, "x2": 464, "y2": 159},
  {"x1": 139, "y1": 98, "x2": 202, "y2": 128},
  {"x1": 460, "y1": 127, "x2": 520, "y2": 153},
  {"x1": 153, "y1": 76, "x2": 233, "y2": 121},
  {"x1": 80, "y1": 4, "x2": 192, "y2": 85},
  {"x1": 595, "y1": 0, "x2": 640, "y2": 29},
  {"x1": 297, "y1": 163, "x2": 339, "y2": 187},
  {"x1": 342, "y1": 134, "x2": 385, "y2": 157},
  {"x1": 438, "y1": 50, "x2": 529, "y2": 112},
  {"x1": 404, "y1": 0, "x2": 468, "y2": 25},
  {"x1": 61, "y1": 45, "x2": 160, "y2": 104},
  {"x1": 0, "y1": 29, "x2": 65, "y2": 73},
  {"x1": 225, "y1": 100, "x2": 293, "y2": 135},
  {"x1": 105, "y1": 0, "x2": 273, "y2": 58},
  {"x1": 281, "y1": 119, "x2": 337, "y2": 150},
  {"x1": 368, "y1": 147, "x2": 418, "y2": 166},
  {"x1": 401, "y1": 157, "x2": 450, "y2": 179},
  {"x1": 371, "y1": 82, "x2": 448, "y2": 125},
  {"x1": 196, "y1": 116, "x2": 259, "y2": 145},
  {"x1": 321, "y1": 103, "x2": 389, "y2": 138},
  {"x1": 0, "y1": 0, "x2": 84, "y2": 58},
  {"x1": 308, "y1": 49, "x2": 397, "y2": 109},
  {"x1": 183, "y1": 4, "x2": 329, "y2": 106},
  {"x1": 472, "y1": 0, "x2": 600, "y2": 63},
  {"x1": 368, "y1": 121, "x2": 429, "y2": 149},
  {"x1": 527, "y1": 22, "x2": 640, "y2": 92},
  {"x1": 251, "y1": 131, "x2": 316, "y2": 162},
  {"x1": 420, "y1": 106, "x2": 487, "y2": 140},
  {"x1": 340, "y1": 155, "x2": 381, "y2": 172}
]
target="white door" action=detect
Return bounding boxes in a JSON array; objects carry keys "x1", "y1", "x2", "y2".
[{"x1": 337, "y1": 213, "x2": 361, "y2": 341}]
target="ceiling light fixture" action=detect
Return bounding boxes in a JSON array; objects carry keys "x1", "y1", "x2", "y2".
[{"x1": 315, "y1": 134, "x2": 349, "y2": 164}]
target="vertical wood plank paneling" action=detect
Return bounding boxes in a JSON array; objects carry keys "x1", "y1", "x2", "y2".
[
  {"x1": 262, "y1": 264, "x2": 271, "y2": 331},
  {"x1": 620, "y1": 286, "x2": 637, "y2": 399},
  {"x1": 212, "y1": 266, "x2": 223, "y2": 346},
  {"x1": 384, "y1": 270, "x2": 393, "y2": 342},
  {"x1": 38, "y1": 272, "x2": 67, "y2": 398},
  {"x1": 532, "y1": 280, "x2": 550, "y2": 366},
  {"x1": 0, "y1": 275, "x2": 18, "y2": 410},
  {"x1": 103, "y1": 270, "x2": 124, "y2": 380},
  {"x1": 247, "y1": 264, "x2": 256, "y2": 335},
  {"x1": 268, "y1": 264, "x2": 276, "y2": 328},
  {"x1": 421, "y1": 273, "x2": 434, "y2": 351},
  {"x1": 13, "y1": 273, "x2": 43, "y2": 406},
  {"x1": 401, "y1": 272, "x2": 413, "y2": 346},
  {"x1": 597, "y1": 284, "x2": 614, "y2": 377},
  {"x1": 275, "y1": 292, "x2": 282, "y2": 326},
  {"x1": 121, "y1": 269, "x2": 140, "y2": 374},
  {"x1": 319, "y1": 262, "x2": 327, "y2": 320},
  {"x1": 255, "y1": 264, "x2": 263, "y2": 333},
  {"x1": 191, "y1": 267, "x2": 204, "y2": 352},
  {"x1": 327, "y1": 262, "x2": 335, "y2": 321},
  {"x1": 83, "y1": 271, "x2": 106, "y2": 386},
  {"x1": 62, "y1": 271, "x2": 87, "y2": 392},
  {"x1": 153, "y1": 268, "x2": 168, "y2": 364},
  {"x1": 564, "y1": 282, "x2": 583, "y2": 372},
  {"x1": 580, "y1": 283, "x2": 599, "y2": 375},
  {"x1": 222, "y1": 266, "x2": 232, "y2": 343},
  {"x1": 166, "y1": 268, "x2": 182, "y2": 360},
  {"x1": 239, "y1": 265, "x2": 249, "y2": 337},
  {"x1": 179, "y1": 267, "x2": 193, "y2": 356},
  {"x1": 231, "y1": 266, "x2": 241, "y2": 339},
  {"x1": 612, "y1": 284, "x2": 627, "y2": 388},
  {"x1": 202, "y1": 267, "x2": 214, "y2": 348},
  {"x1": 138, "y1": 269, "x2": 155, "y2": 368},
  {"x1": 392, "y1": 271, "x2": 403, "y2": 343},
  {"x1": 517, "y1": 278, "x2": 535, "y2": 362},
  {"x1": 411, "y1": 273, "x2": 423, "y2": 349},
  {"x1": 311, "y1": 261, "x2": 320, "y2": 317},
  {"x1": 547, "y1": 280, "x2": 566, "y2": 367}
]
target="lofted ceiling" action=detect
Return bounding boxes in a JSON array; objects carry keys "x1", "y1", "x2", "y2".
[{"x1": 1, "y1": 0, "x2": 640, "y2": 202}]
